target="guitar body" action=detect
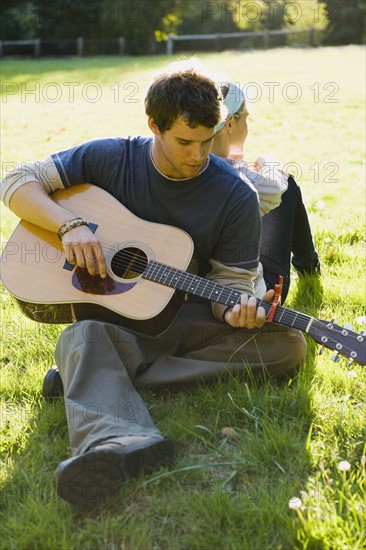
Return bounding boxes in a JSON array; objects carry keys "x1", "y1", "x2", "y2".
[
  {"x1": 0, "y1": 184, "x2": 194, "y2": 335},
  {"x1": 1, "y1": 184, "x2": 365, "y2": 365}
]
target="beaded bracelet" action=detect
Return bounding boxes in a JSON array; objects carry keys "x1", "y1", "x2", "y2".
[{"x1": 57, "y1": 217, "x2": 89, "y2": 240}]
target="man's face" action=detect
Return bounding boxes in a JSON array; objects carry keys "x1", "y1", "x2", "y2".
[{"x1": 149, "y1": 116, "x2": 216, "y2": 179}]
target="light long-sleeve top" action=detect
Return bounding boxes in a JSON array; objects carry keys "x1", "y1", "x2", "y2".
[{"x1": 226, "y1": 155, "x2": 288, "y2": 217}]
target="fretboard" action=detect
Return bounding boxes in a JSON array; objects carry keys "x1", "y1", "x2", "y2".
[{"x1": 143, "y1": 261, "x2": 314, "y2": 332}]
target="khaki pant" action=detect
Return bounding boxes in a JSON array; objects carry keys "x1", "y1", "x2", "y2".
[{"x1": 55, "y1": 303, "x2": 306, "y2": 455}]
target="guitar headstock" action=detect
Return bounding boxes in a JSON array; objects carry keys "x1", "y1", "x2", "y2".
[{"x1": 308, "y1": 319, "x2": 366, "y2": 366}]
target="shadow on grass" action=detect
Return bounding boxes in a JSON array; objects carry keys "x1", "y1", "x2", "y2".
[
  {"x1": 136, "y1": 316, "x2": 322, "y2": 549},
  {"x1": 1, "y1": 280, "x2": 325, "y2": 549},
  {"x1": 291, "y1": 274, "x2": 324, "y2": 315}
]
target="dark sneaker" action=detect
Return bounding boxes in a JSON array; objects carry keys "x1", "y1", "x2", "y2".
[
  {"x1": 42, "y1": 366, "x2": 63, "y2": 398},
  {"x1": 56, "y1": 436, "x2": 175, "y2": 509}
]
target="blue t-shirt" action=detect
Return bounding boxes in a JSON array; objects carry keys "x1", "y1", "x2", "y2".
[{"x1": 52, "y1": 136, "x2": 261, "y2": 277}]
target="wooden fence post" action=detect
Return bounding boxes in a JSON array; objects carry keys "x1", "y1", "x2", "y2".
[
  {"x1": 34, "y1": 38, "x2": 41, "y2": 57},
  {"x1": 118, "y1": 37, "x2": 125, "y2": 55},
  {"x1": 214, "y1": 35, "x2": 221, "y2": 51},
  {"x1": 77, "y1": 37, "x2": 84, "y2": 56},
  {"x1": 167, "y1": 35, "x2": 173, "y2": 56},
  {"x1": 308, "y1": 27, "x2": 314, "y2": 47},
  {"x1": 263, "y1": 30, "x2": 270, "y2": 49}
]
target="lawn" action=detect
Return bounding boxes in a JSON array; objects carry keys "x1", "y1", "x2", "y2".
[{"x1": 1, "y1": 46, "x2": 365, "y2": 549}]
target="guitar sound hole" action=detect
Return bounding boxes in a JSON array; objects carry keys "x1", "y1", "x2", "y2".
[{"x1": 111, "y1": 247, "x2": 148, "y2": 280}]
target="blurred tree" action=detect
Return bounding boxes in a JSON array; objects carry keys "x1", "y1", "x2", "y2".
[
  {"x1": 175, "y1": 0, "x2": 240, "y2": 34},
  {"x1": 0, "y1": 0, "x2": 177, "y2": 54},
  {"x1": 1, "y1": 1, "x2": 38, "y2": 39},
  {"x1": 171, "y1": 0, "x2": 261, "y2": 52},
  {"x1": 263, "y1": 0, "x2": 285, "y2": 30},
  {"x1": 323, "y1": 0, "x2": 365, "y2": 44},
  {"x1": 282, "y1": 1, "x2": 328, "y2": 31},
  {"x1": 2, "y1": 0, "x2": 362, "y2": 53},
  {"x1": 0, "y1": 1, "x2": 101, "y2": 41},
  {"x1": 102, "y1": 0, "x2": 176, "y2": 54}
]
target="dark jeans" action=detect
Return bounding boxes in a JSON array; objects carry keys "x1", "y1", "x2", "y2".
[{"x1": 260, "y1": 176, "x2": 320, "y2": 303}]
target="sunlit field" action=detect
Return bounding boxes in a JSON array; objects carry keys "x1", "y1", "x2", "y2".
[{"x1": 1, "y1": 46, "x2": 365, "y2": 549}]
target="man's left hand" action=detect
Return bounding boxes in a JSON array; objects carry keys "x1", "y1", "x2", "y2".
[{"x1": 223, "y1": 289, "x2": 275, "y2": 329}]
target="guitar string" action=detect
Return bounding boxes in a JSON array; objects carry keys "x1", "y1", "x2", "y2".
[
  {"x1": 91, "y1": 250, "x2": 318, "y2": 329},
  {"x1": 84, "y1": 250, "x2": 319, "y2": 330},
  {"x1": 96, "y1": 244, "x2": 244, "y2": 303},
  {"x1": 72, "y1": 242, "x2": 260, "y2": 309},
  {"x1": 78, "y1": 243, "x2": 339, "y2": 327},
  {"x1": 67, "y1": 242, "x2": 362, "y2": 341}
]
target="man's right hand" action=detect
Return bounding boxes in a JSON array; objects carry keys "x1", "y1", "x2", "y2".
[{"x1": 62, "y1": 225, "x2": 107, "y2": 278}]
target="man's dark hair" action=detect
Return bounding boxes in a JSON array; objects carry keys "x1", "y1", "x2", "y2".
[{"x1": 145, "y1": 68, "x2": 222, "y2": 132}]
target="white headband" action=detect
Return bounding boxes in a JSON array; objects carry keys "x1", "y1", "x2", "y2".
[{"x1": 215, "y1": 82, "x2": 246, "y2": 133}]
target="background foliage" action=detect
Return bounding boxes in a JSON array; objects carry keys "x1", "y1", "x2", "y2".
[{"x1": 0, "y1": 0, "x2": 365, "y2": 55}]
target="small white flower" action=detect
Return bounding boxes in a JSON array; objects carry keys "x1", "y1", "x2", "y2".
[
  {"x1": 288, "y1": 497, "x2": 302, "y2": 509},
  {"x1": 338, "y1": 460, "x2": 351, "y2": 472},
  {"x1": 316, "y1": 200, "x2": 325, "y2": 210},
  {"x1": 347, "y1": 370, "x2": 357, "y2": 379}
]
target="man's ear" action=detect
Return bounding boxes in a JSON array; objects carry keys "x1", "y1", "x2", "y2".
[{"x1": 148, "y1": 116, "x2": 160, "y2": 135}]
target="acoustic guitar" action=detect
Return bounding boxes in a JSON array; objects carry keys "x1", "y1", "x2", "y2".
[{"x1": 1, "y1": 184, "x2": 365, "y2": 366}]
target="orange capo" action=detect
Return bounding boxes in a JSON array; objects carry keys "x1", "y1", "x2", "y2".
[{"x1": 266, "y1": 275, "x2": 283, "y2": 323}]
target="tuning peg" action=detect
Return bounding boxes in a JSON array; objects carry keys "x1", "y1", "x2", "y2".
[
  {"x1": 332, "y1": 354, "x2": 340, "y2": 363},
  {"x1": 319, "y1": 347, "x2": 325, "y2": 355},
  {"x1": 331, "y1": 318, "x2": 339, "y2": 325},
  {"x1": 346, "y1": 360, "x2": 353, "y2": 368},
  {"x1": 344, "y1": 323, "x2": 353, "y2": 331},
  {"x1": 361, "y1": 330, "x2": 366, "y2": 337}
]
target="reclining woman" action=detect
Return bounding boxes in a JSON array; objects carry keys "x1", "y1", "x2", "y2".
[{"x1": 211, "y1": 81, "x2": 320, "y2": 303}]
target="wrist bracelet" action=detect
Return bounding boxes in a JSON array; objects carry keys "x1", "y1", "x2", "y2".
[
  {"x1": 58, "y1": 217, "x2": 89, "y2": 240},
  {"x1": 222, "y1": 305, "x2": 232, "y2": 323}
]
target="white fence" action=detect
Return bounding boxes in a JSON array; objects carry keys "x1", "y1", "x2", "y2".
[
  {"x1": 0, "y1": 29, "x2": 318, "y2": 58},
  {"x1": 0, "y1": 37, "x2": 126, "y2": 57},
  {"x1": 166, "y1": 28, "x2": 317, "y2": 55}
]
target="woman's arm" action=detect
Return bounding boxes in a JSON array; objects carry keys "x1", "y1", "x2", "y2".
[{"x1": 232, "y1": 157, "x2": 288, "y2": 216}]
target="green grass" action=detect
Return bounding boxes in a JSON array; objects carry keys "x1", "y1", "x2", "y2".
[{"x1": 1, "y1": 46, "x2": 365, "y2": 549}]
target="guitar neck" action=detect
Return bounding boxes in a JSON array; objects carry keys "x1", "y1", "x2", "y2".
[
  {"x1": 143, "y1": 261, "x2": 313, "y2": 332},
  {"x1": 2, "y1": 183, "x2": 363, "y2": 365}
]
